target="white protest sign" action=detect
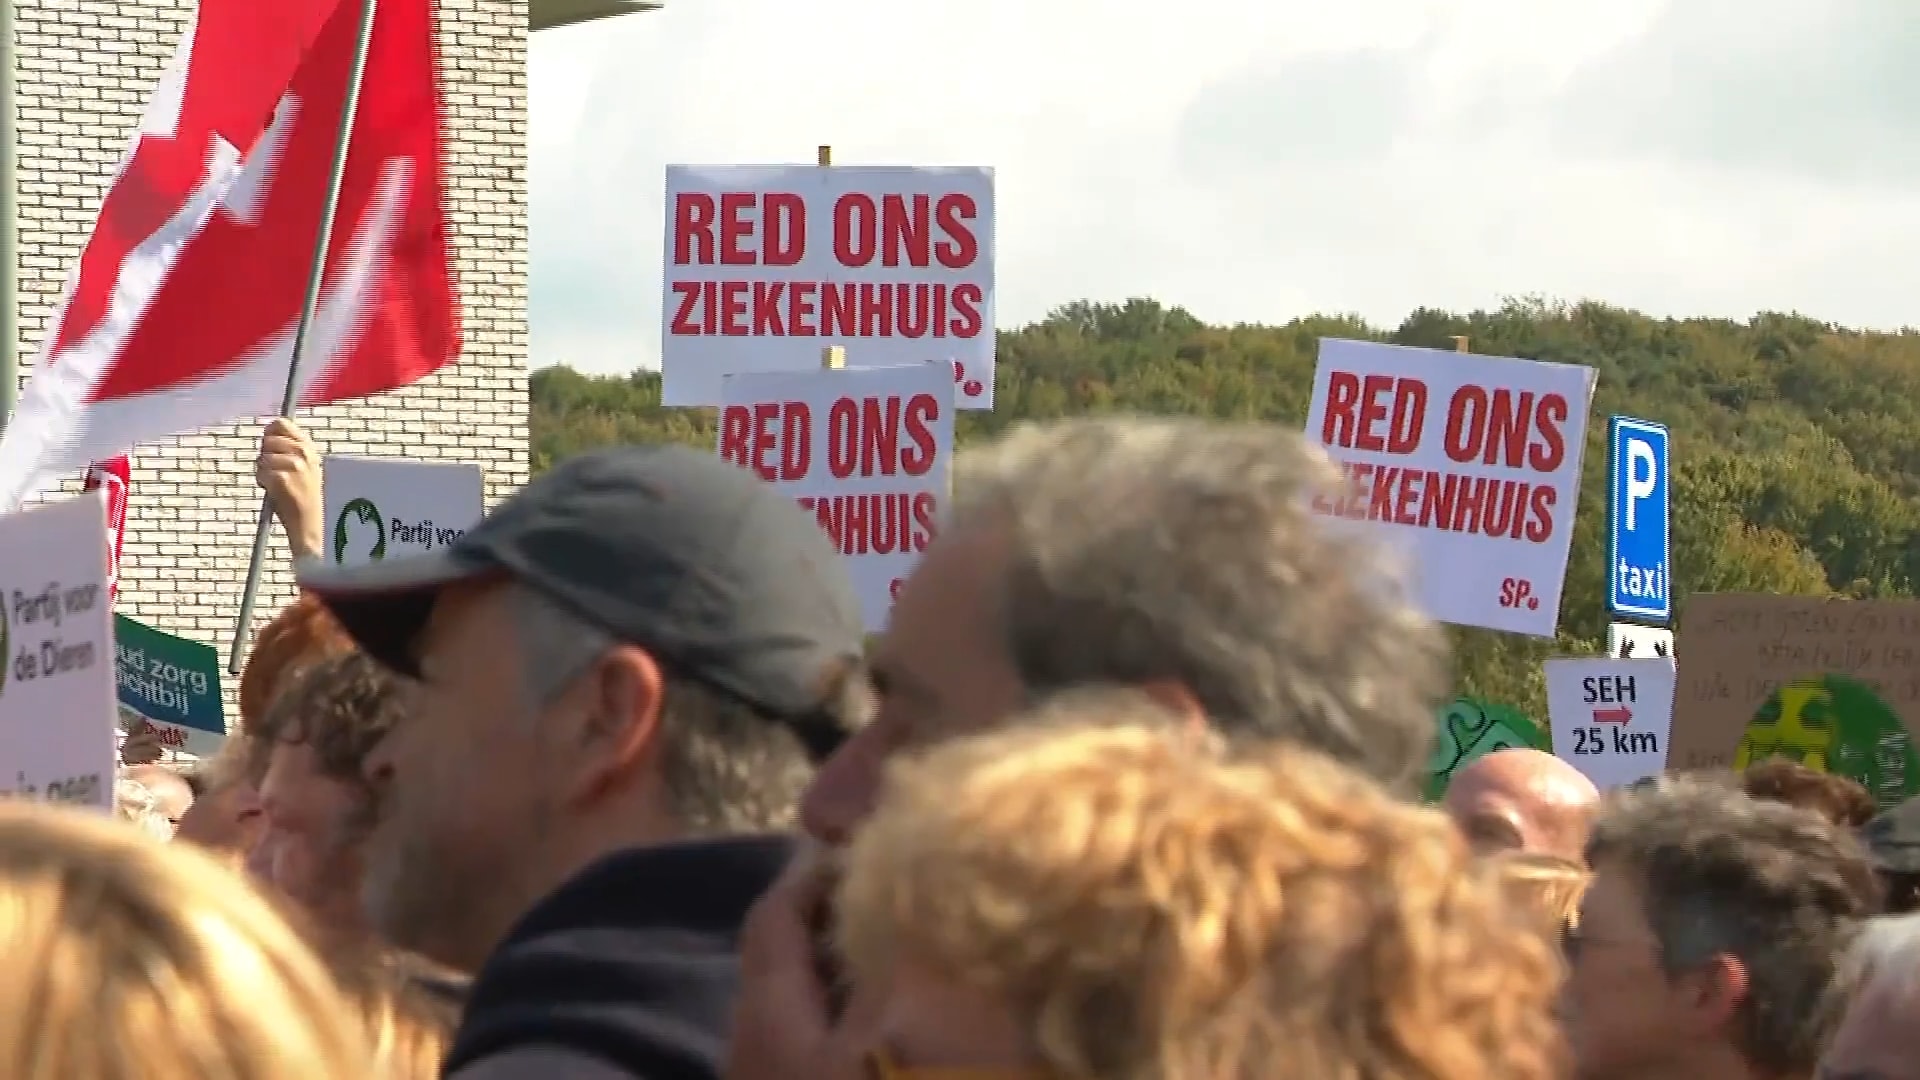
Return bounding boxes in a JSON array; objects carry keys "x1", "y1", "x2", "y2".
[
  {"x1": 0, "y1": 492, "x2": 116, "y2": 809},
  {"x1": 1545, "y1": 657, "x2": 1675, "y2": 790},
  {"x1": 663, "y1": 164, "x2": 995, "y2": 409},
  {"x1": 717, "y1": 363, "x2": 954, "y2": 632},
  {"x1": 323, "y1": 456, "x2": 485, "y2": 568},
  {"x1": 1304, "y1": 338, "x2": 1596, "y2": 636}
]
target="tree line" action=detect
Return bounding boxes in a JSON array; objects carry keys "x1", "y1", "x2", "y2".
[{"x1": 531, "y1": 297, "x2": 1920, "y2": 717}]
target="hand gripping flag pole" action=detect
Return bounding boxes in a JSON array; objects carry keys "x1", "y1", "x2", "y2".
[{"x1": 226, "y1": 0, "x2": 382, "y2": 675}]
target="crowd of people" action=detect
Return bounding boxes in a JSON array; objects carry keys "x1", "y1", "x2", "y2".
[{"x1": 36, "y1": 411, "x2": 1920, "y2": 1078}]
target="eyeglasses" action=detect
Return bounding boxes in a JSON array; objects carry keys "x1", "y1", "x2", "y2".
[
  {"x1": 1561, "y1": 922, "x2": 1664, "y2": 965},
  {"x1": 864, "y1": 1045, "x2": 1060, "y2": 1080}
]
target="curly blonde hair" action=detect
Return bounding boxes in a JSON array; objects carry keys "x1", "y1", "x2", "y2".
[
  {"x1": 836, "y1": 705, "x2": 1565, "y2": 1080},
  {"x1": 0, "y1": 801, "x2": 370, "y2": 1078}
]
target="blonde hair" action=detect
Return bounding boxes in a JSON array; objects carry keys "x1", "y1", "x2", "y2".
[
  {"x1": 0, "y1": 801, "x2": 371, "y2": 1078},
  {"x1": 322, "y1": 942, "x2": 467, "y2": 1078},
  {"x1": 1487, "y1": 852, "x2": 1589, "y2": 931},
  {"x1": 837, "y1": 706, "x2": 1565, "y2": 1080},
  {"x1": 112, "y1": 776, "x2": 175, "y2": 841}
]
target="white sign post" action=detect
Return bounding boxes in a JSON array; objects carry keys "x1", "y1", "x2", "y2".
[
  {"x1": 661, "y1": 163, "x2": 996, "y2": 408},
  {"x1": 717, "y1": 362, "x2": 954, "y2": 631},
  {"x1": 1545, "y1": 657, "x2": 1676, "y2": 790},
  {"x1": 0, "y1": 492, "x2": 116, "y2": 809},
  {"x1": 1303, "y1": 338, "x2": 1597, "y2": 636},
  {"x1": 322, "y1": 456, "x2": 485, "y2": 568}
]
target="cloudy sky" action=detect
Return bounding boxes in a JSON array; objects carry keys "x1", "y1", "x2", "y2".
[{"x1": 529, "y1": 0, "x2": 1916, "y2": 376}]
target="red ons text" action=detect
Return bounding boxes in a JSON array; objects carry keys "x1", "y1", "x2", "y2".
[
  {"x1": 717, "y1": 393, "x2": 944, "y2": 557},
  {"x1": 1314, "y1": 371, "x2": 1572, "y2": 544},
  {"x1": 668, "y1": 190, "x2": 985, "y2": 341}
]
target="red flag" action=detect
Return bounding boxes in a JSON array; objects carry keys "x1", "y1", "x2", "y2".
[
  {"x1": 0, "y1": 0, "x2": 458, "y2": 510},
  {"x1": 83, "y1": 457, "x2": 131, "y2": 604}
]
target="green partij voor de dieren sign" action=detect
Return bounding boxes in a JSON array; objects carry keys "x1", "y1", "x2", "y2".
[{"x1": 1423, "y1": 696, "x2": 1549, "y2": 801}]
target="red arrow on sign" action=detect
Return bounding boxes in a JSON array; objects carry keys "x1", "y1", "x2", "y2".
[{"x1": 1593, "y1": 706, "x2": 1633, "y2": 724}]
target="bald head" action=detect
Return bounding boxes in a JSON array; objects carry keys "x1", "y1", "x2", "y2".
[{"x1": 1442, "y1": 749, "x2": 1599, "y2": 861}]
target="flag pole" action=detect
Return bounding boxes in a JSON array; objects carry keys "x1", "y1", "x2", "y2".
[{"x1": 226, "y1": 0, "x2": 382, "y2": 674}]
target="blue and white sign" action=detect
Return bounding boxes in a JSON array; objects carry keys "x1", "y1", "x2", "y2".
[{"x1": 1607, "y1": 416, "x2": 1671, "y2": 623}]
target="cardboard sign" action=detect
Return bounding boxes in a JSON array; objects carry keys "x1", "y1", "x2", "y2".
[
  {"x1": 322, "y1": 456, "x2": 485, "y2": 568},
  {"x1": 717, "y1": 363, "x2": 954, "y2": 632},
  {"x1": 1545, "y1": 657, "x2": 1675, "y2": 790},
  {"x1": 114, "y1": 614, "x2": 226, "y2": 758},
  {"x1": 1303, "y1": 338, "x2": 1596, "y2": 636},
  {"x1": 0, "y1": 492, "x2": 116, "y2": 809},
  {"x1": 1674, "y1": 594, "x2": 1920, "y2": 809},
  {"x1": 662, "y1": 164, "x2": 996, "y2": 408}
]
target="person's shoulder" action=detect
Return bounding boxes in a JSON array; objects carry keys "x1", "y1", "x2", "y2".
[{"x1": 444, "y1": 835, "x2": 796, "y2": 1079}]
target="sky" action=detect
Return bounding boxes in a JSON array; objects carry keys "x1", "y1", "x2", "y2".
[{"x1": 529, "y1": 0, "x2": 1919, "y2": 376}]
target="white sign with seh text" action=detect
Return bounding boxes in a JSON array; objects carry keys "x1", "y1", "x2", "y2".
[{"x1": 1545, "y1": 657, "x2": 1676, "y2": 790}]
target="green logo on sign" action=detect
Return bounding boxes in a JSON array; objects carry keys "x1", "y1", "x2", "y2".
[
  {"x1": 332, "y1": 498, "x2": 387, "y2": 564},
  {"x1": 1424, "y1": 696, "x2": 1548, "y2": 801},
  {"x1": 1738, "y1": 675, "x2": 1920, "y2": 811}
]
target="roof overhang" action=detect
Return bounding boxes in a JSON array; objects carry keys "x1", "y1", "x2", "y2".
[{"x1": 531, "y1": 0, "x2": 663, "y2": 32}]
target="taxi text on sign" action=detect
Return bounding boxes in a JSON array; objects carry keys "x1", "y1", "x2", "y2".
[
  {"x1": 1303, "y1": 338, "x2": 1597, "y2": 637},
  {"x1": 662, "y1": 165, "x2": 996, "y2": 409},
  {"x1": 1606, "y1": 416, "x2": 1671, "y2": 624}
]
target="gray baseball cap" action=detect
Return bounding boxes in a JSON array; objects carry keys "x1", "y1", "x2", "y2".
[
  {"x1": 1863, "y1": 794, "x2": 1920, "y2": 876},
  {"x1": 297, "y1": 444, "x2": 864, "y2": 759}
]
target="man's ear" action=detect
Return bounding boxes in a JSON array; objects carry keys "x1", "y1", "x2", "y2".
[
  {"x1": 570, "y1": 644, "x2": 666, "y2": 803},
  {"x1": 1675, "y1": 953, "x2": 1749, "y2": 1036},
  {"x1": 1136, "y1": 679, "x2": 1208, "y2": 735}
]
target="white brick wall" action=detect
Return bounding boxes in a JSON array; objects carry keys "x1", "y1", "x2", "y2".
[{"x1": 10, "y1": 0, "x2": 530, "y2": 724}]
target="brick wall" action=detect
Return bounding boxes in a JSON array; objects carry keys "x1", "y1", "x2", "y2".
[{"x1": 9, "y1": 0, "x2": 530, "y2": 726}]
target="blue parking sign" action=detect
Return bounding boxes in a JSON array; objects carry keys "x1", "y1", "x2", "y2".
[{"x1": 1607, "y1": 416, "x2": 1671, "y2": 623}]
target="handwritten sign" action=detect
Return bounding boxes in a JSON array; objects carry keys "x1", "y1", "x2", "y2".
[{"x1": 1674, "y1": 594, "x2": 1920, "y2": 809}]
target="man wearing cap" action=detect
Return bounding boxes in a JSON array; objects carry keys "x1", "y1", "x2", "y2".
[
  {"x1": 1863, "y1": 794, "x2": 1920, "y2": 914},
  {"x1": 299, "y1": 444, "x2": 867, "y2": 1080}
]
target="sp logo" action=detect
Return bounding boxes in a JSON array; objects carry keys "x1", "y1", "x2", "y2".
[{"x1": 332, "y1": 498, "x2": 387, "y2": 564}]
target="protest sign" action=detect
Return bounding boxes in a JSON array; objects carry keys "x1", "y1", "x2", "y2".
[
  {"x1": 717, "y1": 362, "x2": 953, "y2": 631},
  {"x1": 0, "y1": 493, "x2": 116, "y2": 809},
  {"x1": 114, "y1": 614, "x2": 226, "y2": 758},
  {"x1": 1545, "y1": 657, "x2": 1675, "y2": 790},
  {"x1": 662, "y1": 165, "x2": 995, "y2": 409},
  {"x1": 1673, "y1": 594, "x2": 1920, "y2": 809},
  {"x1": 322, "y1": 456, "x2": 484, "y2": 568},
  {"x1": 1303, "y1": 338, "x2": 1596, "y2": 636},
  {"x1": 1423, "y1": 695, "x2": 1548, "y2": 801}
]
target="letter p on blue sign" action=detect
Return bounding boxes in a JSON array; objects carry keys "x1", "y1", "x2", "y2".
[{"x1": 1607, "y1": 416, "x2": 1671, "y2": 624}]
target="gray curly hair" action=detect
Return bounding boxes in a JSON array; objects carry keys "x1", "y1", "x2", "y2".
[{"x1": 948, "y1": 416, "x2": 1445, "y2": 793}]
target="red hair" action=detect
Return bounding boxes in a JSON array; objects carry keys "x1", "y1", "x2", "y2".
[{"x1": 237, "y1": 592, "x2": 356, "y2": 734}]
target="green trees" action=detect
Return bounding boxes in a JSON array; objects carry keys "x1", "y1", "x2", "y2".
[{"x1": 530, "y1": 297, "x2": 1920, "y2": 717}]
